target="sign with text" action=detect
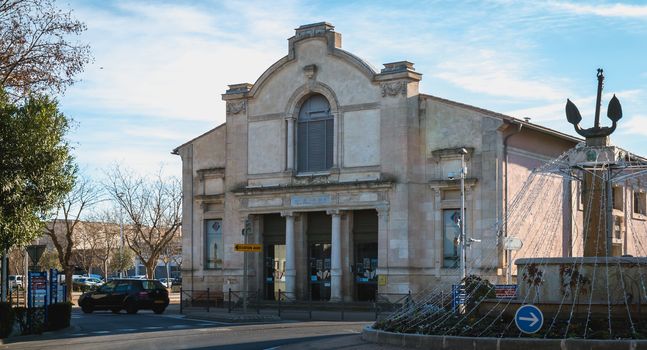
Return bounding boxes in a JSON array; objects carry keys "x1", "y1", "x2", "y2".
[
  {"x1": 495, "y1": 284, "x2": 517, "y2": 299},
  {"x1": 29, "y1": 271, "x2": 48, "y2": 308},
  {"x1": 235, "y1": 244, "x2": 262, "y2": 252}
]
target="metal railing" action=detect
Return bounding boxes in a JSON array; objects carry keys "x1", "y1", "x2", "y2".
[
  {"x1": 8, "y1": 287, "x2": 26, "y2": 307},
  {"x1": 179, "y1": 288, "x2": 225, "y2": 313},
  {"x1": 178, "y1": 287, "x2": 412, "y2": 320}
]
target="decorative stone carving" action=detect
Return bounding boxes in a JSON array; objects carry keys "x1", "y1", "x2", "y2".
[
  {"x1": 303, "y1": 64, "x2": 317, "y2": 80},
  {"x1": 380, "y1": 81, "x2": 407, "y2": 97},
  {"x1": 226, "y1": 100, "x2": 246, "y2": 115}
]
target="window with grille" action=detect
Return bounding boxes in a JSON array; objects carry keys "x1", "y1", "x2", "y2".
[{"x1": 297, "y1": 94, "x2": 333, "y2": 172}]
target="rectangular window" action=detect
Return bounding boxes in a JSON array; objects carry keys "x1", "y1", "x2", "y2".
[
  {"x1": 205, "y1": 219, "x2": 223, "y2": 269},
  {"x1": 443, "y1": 209, "x2": 466, "y2": 268},
  {"x1": 613, "y1": 187, "x2": 623, "y2": 211},
  {"x1": 634, "y1": 191, "x2": 646, "y2": 215}
]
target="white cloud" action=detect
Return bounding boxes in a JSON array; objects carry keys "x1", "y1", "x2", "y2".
[
  {"x1": 620, "y1": 115, "x2": 647, "y2": 136},
  {"x1": 433, "y1": 49, "x2": 570, "y2": 101},
  {"x1": 551, "y1": 2, "x2": 647, "y2": 18}
]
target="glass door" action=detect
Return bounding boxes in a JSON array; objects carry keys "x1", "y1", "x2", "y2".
[
  {"x1": 355, "y1": 242, "x2": 378, "y2": 301},
  {"x1": 264, "y1": 244, "x2": 285, "y2": 300},
  {"x1": 309, "y1": 243, "x2": 331, "y2": 301}
]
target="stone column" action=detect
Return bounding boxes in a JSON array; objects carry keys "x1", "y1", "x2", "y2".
[
  {"x1": 286, "y1": 117, "x2": 295, "y2": 171},
  {"x1": 582, "y1": 136, "x2": 610, "y2": 257},
  {"x1": 282, "y1": 212, "x2": 296, "y2": 296},
  {"x1": 376, "y1": 207, "x2": 389, "y2": 290},
  {"x1": 328, "y1": 209, "x2": 342, "y2": 301}
]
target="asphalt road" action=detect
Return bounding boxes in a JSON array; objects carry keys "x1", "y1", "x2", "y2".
[{"x1": 0, "y1": 307, "x2": 370, "y2": 350}]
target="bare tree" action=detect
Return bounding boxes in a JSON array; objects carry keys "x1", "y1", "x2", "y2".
[
  {"x1": 0, "y1": 0, "x2": 91, "y2": 99},
  {"x1": 106, "y1": 167, "x2": 181, "y2": 279},
  {"x1": 73, "y1": 222, "x2": 101, "y2": 276},
  {"x1": 44, "y1": 176, "x2": 101, "y2": 301},
  {"x1": 89, "y1": 209, "x2": 120, "y2": 278},
  {"x1": 159, "y1": 231, "x2": 181, "y2": 282}
]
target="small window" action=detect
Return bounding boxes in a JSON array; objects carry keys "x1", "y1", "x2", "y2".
[
  {"x1": 443, "y1": 209, "x2": 466, "y2": 268},
  {"x1": 613, "y1": 187, "x2": 623, "y2": 211},
  {"x1": 205, "y1": 219, "x2": 223, "y2": 269},
  {"x1": 634, "y1": 191, "x2": 646, "y2": 215}
]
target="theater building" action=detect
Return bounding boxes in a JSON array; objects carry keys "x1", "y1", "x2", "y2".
[{"x1": 173, "y1": 22, "x2": 602, "y2": 302}]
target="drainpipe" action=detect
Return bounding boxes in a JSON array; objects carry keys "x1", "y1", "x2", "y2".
[{"x1": 503, "y1": 122, "x2": 522, "y2": 284}]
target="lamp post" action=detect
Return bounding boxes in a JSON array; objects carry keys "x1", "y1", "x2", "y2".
[{"x1": 459, "y1": 148, "x2": 468, "y2": 283}]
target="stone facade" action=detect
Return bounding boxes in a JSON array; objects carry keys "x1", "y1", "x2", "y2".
[{"x1": 173, "y1": 23, "x2": 643, "y2": 301}]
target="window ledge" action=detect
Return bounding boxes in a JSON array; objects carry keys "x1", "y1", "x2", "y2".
[
  {"x1": 295, "y1": 171, "x2": 331, "y2": 177},
  {"x1": 632, "y1": 212, "x2": 647, "y2": 221}
]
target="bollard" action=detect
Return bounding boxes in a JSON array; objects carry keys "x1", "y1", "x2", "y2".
[
  {"x1": 180, "y1": 287, "x2": 183, "y2": 314},
  {"x1": 206, "y1": 288, "x2": 210, "y2": 312},
  {"x1": 256, "y1": 288, "x2": 260, "y2": 315}
]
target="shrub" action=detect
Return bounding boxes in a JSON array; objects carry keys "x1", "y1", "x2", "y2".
[
  {"x1": 13, "y1": 307, "x2": 45, "y2": 335},
  {"x1": 0, "y1": 302, "x2": 14, "y2": 338},
  {"x1": 46, "y1": 302, "x2": 72, "y2": 330}
]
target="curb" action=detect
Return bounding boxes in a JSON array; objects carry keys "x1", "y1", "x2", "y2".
[
  {"x1": 181, "y1": 313, "x2": 282, "y2": 324},
  {"x1": 0, "y1": 324, "x2": 79, "y2": 345},
  {"x1": 361, "y1": 326, "x2": 647, "y2": 350}
]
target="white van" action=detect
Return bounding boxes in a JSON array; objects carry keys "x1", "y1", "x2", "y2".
[{"x1": 8, "y1": 275, "x2": 23, "y2": 288}]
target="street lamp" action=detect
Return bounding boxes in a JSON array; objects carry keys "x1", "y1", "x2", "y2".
[{"x1": 459, "y1": 148, "x2": 468, "y2": 283}]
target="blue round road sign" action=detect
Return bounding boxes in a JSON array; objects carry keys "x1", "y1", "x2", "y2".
[{"x1": 514, "y1": 304, "x2": 543, "y2": 334}]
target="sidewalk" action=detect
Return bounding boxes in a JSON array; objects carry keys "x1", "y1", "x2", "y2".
[{"x1": 180, "y1": 306, "x2": 382, "y2": 323}]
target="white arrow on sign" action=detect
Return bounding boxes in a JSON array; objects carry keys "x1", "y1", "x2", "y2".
[{"x1": 519, "y1": 312, "x2": 539, "y2": 327}]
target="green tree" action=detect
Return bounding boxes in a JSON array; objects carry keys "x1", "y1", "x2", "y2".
[
  {"x1": 38, "y1": 248, "x2": 61, "y2": 271},
  {"x1": 109, "y1": 249, "x2": 134, "y2": 276},
  {"x1": 0, "y1": 90, "x2": 75, "y2": 300}
]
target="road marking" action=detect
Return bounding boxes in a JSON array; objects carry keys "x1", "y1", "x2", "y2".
[
  {"x1": 168, "y1": 325, "x2": 189, "y2": 329},
  {"x1": 198, "y1": 328, "x2": 231, "y2": 332},
  {"x1": 114, "y1": 328, "x2": 137, "y2": 332},
  {"x1": 183, "y1": 318, "x2": 232, "y2": 325},
  {"x1": 92, "y1": 330, "x2": 111, "y2": 334},
  {"x1": 143, "y1": 326, "x2": 164, "y2": 330},
  {"x1": 71, "y1": 333, "x2": 88, "y2": 336}
]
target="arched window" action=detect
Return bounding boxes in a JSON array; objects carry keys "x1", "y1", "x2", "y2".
[{"x1": 297, "y1": 94, "x2": 333, "y2": 172}]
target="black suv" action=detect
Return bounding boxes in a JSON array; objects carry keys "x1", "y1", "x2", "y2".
[{"x1": 78, "y1": 279, "x2": 169, "y2": 314}]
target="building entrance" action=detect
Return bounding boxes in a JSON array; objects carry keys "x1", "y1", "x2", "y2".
[
  {"x1": 355, "y1": 242, "x2": 377, "y2": 301},
  {"x1": 353, "y1": 210, "x2": 378, "y2": 301},
  {"x1": 262, "y1": 214, "x2": 285, "y2": 300},
  {"x1": 306, "y1": 211, "x2": 332, "y2": 301},
  {"x1": 309, "y1": 243, "x2": 331, "y2": 300},
  {"x1": 264, "y1": 244, "x2": 285, "y2": 300}
]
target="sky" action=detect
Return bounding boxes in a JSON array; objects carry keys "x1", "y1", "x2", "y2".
[{"x1": 58, "y1": 0, "x2": 647, "y2": 179}]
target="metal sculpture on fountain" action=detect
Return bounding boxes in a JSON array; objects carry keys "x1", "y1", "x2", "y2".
[
  {"x1": 566, "y1": 69, "x2": 622, "y2": 141},
  {"x1": 566, "y1": 69, "x2": 622, "y2": 257}
]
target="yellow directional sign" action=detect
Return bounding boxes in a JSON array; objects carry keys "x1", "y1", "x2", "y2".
[{"x1": 234, "y1": 244, "x2": 262, "y2": 252}]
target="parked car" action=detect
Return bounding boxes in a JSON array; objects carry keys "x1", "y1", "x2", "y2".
[
  {"x1": 78, "y1": 278, "x2": 169, "y2": 314},
  {"x1": 8, "y1": 275, "x2": 23, "y2": 288},
  {"x1": 158, "y1": 278, "x2": 173, "y2": 288},
  {"x1": 73, "y1": 277, "x2": 104, "y2": 288},
  {"x1": 130, "y1": 275, "x2": 147, "y2": 280},
  {"x1": 172, "y1": 277, "x2": 182, "y2": 286}
]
